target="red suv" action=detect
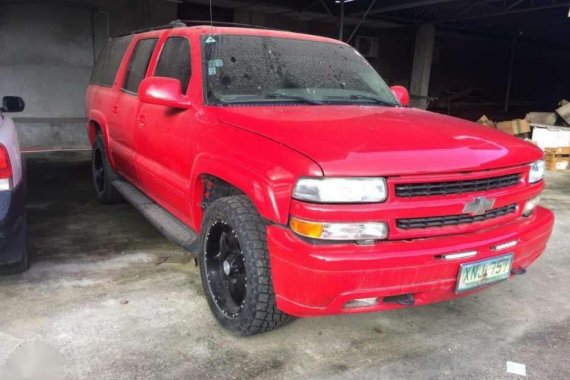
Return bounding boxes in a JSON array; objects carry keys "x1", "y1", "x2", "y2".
[{"x1": 86, "y1": 23, "x2": 554, "y2": 335}]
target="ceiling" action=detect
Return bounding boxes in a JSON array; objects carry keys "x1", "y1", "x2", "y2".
[{"x1": 181, "y1": 0, "x2": 570, "y2": 42}]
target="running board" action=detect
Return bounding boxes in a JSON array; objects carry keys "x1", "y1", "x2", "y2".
[{"x1": 112, "y1": 180, "x2": 199, "y2": 256}]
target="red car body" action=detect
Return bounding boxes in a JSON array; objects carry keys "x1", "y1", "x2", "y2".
[{"x1": 86, "y1": 26, "x2": 553, "y2": 318}]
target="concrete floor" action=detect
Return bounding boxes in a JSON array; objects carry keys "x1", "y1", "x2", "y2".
[{"x1": 0, "y1": 152, "x2": 569, "y2": 380}]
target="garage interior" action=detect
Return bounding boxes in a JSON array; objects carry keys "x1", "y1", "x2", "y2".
[{"x1": 0, "y1": 0, "x2": 569, "y2": 378}]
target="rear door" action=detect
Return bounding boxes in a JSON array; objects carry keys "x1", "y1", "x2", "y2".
[
  {"x1": 111, "y1": 36, "x2": 158, "y2": 184},
  {"x1": 135, "y1": 34, "x2": 195, "y2": 221},
  {"x1": 87, "y1": 35, "x2": 131, "y2": 162}
]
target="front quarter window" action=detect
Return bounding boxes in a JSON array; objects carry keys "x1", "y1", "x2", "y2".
[{"x1": 201, "y1": 34, "x2": 398, "y2": 106}]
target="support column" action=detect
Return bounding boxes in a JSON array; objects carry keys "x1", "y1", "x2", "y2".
[
  {"x1": 410, "y1": 24, "x2": 435, "y2": 109},
  {"x1": 504, "y1": 35, "x2": 517, "y2": 112}
]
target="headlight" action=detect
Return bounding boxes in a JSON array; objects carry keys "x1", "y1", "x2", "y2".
[
  {"x1": 529, "y1": 160, "x2": 545, "y2": 184},
  {"x1": 290, "y1": 217, "x2": 388, "y2": 241},
  {"x1": 293, "y1": 177, "x2": 387, "y2": 203}
]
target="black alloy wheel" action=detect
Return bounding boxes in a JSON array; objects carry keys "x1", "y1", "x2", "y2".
[
  {"x1": 204, "y1": 220, "x2": 247, "y2": 317},
  {"x1": 198, "y1": 196, "x2": 292, "y2": 335}
]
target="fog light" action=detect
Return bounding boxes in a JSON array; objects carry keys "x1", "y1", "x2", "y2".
[
  {"x1": 492, "y1": 240, "x2": 518, "y2": 251},
  {"x1": 344, "y1": 297, "x2": 378, "y2": 309},
  {"x1": 440, "y1": 251, "x2": 477, "y2": 260},
  {"x1": 523, "y1": 196, "x2": 541, "y2": 216}
]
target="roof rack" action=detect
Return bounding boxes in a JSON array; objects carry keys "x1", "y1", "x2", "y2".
[
  {"x1": 179, "y1": 20, "x2": 277, "y2": 30},
  {"x1": 116, "y1": 20, "x2": 186, "y2": 37},
  {"x1": 117, "y1": 19, "x2": 278, "y2": 37},
  {"x1": 116, "y1": 19, "x2": 280, "y2": 37}
]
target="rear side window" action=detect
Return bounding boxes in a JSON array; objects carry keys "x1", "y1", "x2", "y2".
[
  {"x1": 122, "y1": 38, "x2": 158, "y2": 94},
  {"x1": 154, "y1": 37, "x2": 191, "y2": 94},
  {"x1": 90, "y1": 36, "x2": 132, "y2": 87}
]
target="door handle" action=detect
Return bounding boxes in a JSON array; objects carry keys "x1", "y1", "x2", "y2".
[
  {"x1": 137, "y1": 114, "x2": 145, "y2": 127},
  {"x1": 112, "y1": 105, "x2": 119, "y2": 114}
]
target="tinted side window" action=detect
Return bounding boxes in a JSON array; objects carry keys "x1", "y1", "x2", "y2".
[
  {"x1": 90, "y1": 36, "x2": 132, "y2": 86},
  {"x1": 122, "y1": 38, "x2": 158, "y2": 94},
  {"x1": 154, "y1": 37, "x2": 191, "y2": 94}
]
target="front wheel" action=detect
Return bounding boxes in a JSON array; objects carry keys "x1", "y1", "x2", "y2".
[{"x1": 199, "y1": 195, "x2": 292, "y2": 335}]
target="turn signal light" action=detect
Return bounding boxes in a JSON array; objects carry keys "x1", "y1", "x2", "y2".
[
  {"x1": 289, "y1": 218, "x2": 324, "y2": 239},
  {"x1": 289, "y1": 217, "x2": 388, "y2": 241}
]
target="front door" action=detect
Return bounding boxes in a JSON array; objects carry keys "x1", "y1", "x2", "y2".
[{"x1": 135, "y1": 35, "x2": 194, "y2": 221}]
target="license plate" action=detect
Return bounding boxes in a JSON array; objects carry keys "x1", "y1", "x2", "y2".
[{"x1": 456, "y1": 254, "x2": 513, "y2": 292}]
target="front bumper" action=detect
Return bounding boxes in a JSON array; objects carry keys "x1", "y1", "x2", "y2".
[{"x1": 268, "y1": 206, "x2": 554, "y2": 317}]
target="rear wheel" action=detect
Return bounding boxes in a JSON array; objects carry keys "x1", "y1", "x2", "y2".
[
  {"x1": 92, "y1": 134, "x2": 122, "y2": 204},
  {"x1": 199, "y1": 196, "x2": 292, "y2": 335}
]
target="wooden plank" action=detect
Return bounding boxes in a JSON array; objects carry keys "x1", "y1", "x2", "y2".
[{"x1": 545, "y1": 147, "x2": 570, "y2": 156}]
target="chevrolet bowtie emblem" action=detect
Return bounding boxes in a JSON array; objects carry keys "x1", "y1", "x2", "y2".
[{"x1": 463, "y1": 196, "x2": 495, "y2": 216}]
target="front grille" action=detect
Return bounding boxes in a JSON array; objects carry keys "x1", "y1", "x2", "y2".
[
  {"x1": 396, "y1": 204, "x2": 517, "y2": 230},
  {"x1": 395, "y1": 174, "x2": 521, "y2": 197}
]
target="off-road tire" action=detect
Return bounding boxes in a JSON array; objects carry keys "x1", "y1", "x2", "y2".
[
  {"x1": 92, "y1": 134, "x2": 122, "y2": 204},
  {"x1": 199, "y1": 195, "x2": 292, "y2": 335}
]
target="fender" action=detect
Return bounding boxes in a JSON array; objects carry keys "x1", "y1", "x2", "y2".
[
  {"x1": 88, "y1": 110, "x2": 117, "y2": 169},
  {"x1": 189, "y1": 126, "x2": 323, "y2": 232}
]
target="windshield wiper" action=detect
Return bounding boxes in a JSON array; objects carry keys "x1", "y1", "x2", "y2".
[
  {"x1": 265, "y1": 93, "x2": 325, "y2": 105},
  {"x1": 326, "y1": 95, "x2": 398, "y2": 107},
  {"x1": 218, "y1": 93, "x2": 325, "y2": 105}
]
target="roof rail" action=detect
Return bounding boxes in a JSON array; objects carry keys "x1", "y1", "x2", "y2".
[
  {"x1": 179, "y1": 20, "x2": 278, "y2": 30},
  {"x1": 116, "y1": 20, "x2": 186, "y2": 37},
  {"x1": 116, "y1": 19, "x2": 281, "y2": 37}
]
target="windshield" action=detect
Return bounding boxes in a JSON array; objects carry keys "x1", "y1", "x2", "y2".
[{"x1": 202, "y1": 34, "x2": 398, "y2": 106}]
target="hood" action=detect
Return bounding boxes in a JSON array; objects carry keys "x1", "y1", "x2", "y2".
[{"x1": 218, "y1": 106, "x2": 542, "y2": 176}]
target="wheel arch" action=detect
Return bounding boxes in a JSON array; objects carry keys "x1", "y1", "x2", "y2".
[
  {"x1": 88, "y1": 110, "x2": 116, "y2": 169},
  {"x1": 189, "y1": 156, "x2": 287, "y2": 232}
]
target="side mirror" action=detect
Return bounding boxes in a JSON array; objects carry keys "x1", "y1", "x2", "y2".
[
  {"x1": 390, "y1": 86, "x2": 410, "y2": 107},
  {"x1": 2, "y1": 96, "x2": 25, "y2": 113},
  {"x1": 139, "y1": 77, "x2": 191, "y2": 109}
]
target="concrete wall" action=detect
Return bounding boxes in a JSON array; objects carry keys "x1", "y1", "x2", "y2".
[
  {"x1": 0, "y1": 4, "x2": 94, "y2": 120},
  {"x1": 0, "y1": 0, "x2": 176, "y2": 150}
]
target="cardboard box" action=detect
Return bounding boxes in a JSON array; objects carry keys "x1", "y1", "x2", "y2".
[
  {"x1": 496, "y1": 119, "x2": 530, "y2": 135},
  {"x1": 525, "y1": 112, "x2": 557, "y2": 126},
  {"x1": 476, "y1": 115, "x2": 495, "y2": 127},
  {"x1": 545, "y1": 147, "x2": 570, "y2": 171},
  {"x1": 531, "y1": 126, "x2": 570, "y2": 150},
  {"x1": 556, "y1": 102, "x2": 570, "y2": 125}
]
